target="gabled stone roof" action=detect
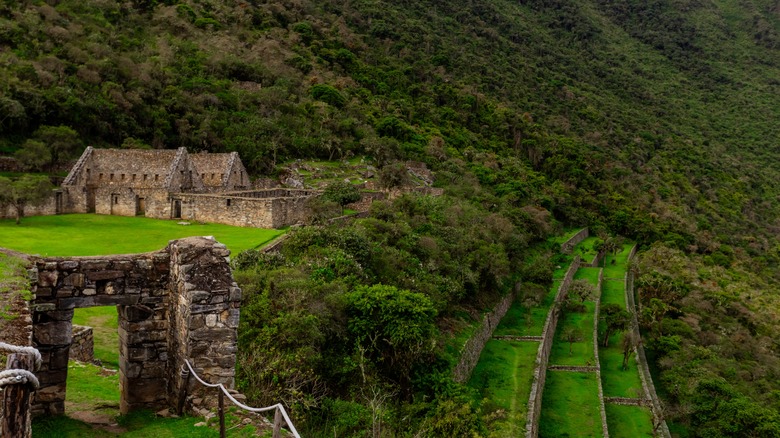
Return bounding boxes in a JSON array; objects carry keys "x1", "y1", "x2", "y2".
[{"x1": 189, "y1": 152, "x2": 235, "y2": 188}]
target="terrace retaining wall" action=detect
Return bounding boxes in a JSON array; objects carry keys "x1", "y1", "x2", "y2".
[
  {"x1": 525, "y1": 255, "x2": 581, "y2": 438},
  {"x1": 561, "y1": 228, "x2": 589, "y2": 254},
  {"x1": 453, "y1": 290, "x2": 517, "y2": 383},
  {"x1": 625, "y1": 246, "x2": 670, "y2": 438}
]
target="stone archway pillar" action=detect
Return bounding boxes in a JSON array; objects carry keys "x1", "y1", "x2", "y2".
[{"x1": 167, "y1": 237, "x2": 241, "y2": 410}]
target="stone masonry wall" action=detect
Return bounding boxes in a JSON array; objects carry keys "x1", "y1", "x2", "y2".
[
  {"x1": 178, "y1": 194, "x2": 275, "y2": 228},
  {"x1": 452, "y1": 290, "x2": 517, "y2": 383},
  {"x1": 68, "y1": 325, "x2": 94, "y2": 363},
  {"x1": 561, "y1": 228, "x2": 589, "y2": 254},
  {"x1": 167, "y1": 237, "x2": 241, "y2": 409},
  {"x1": 28, "y1": 237, "x2": 240, "y2": 416},
  {"x1": 525, "y1": 255, "x2": 581, "y2": 438}
]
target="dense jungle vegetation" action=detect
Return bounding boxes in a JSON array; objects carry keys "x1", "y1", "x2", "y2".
[{"x1": 2, "y1": 0, "x2": 780, "y2": 435}]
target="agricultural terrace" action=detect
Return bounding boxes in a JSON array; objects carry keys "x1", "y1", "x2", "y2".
[
  {"x1": 598, "y1": 244, "x2": 655, "y2": 437},
  {"x1": 468, "y1": 251, "x2": 577, "y2": 433},
  {"x1": 0, "y1": 214, "x2": 284, "y2": 256}
]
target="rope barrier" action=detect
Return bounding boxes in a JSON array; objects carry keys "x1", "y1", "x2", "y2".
[
  {"x1": 0, "y1": 342, "x2": 42, "y2": 390},
  {"x1": 184, "y1": 359, "x2": 301, "y2": 438},
  {"x1": 0, "y1": 343, "x2": 42, "y2": 371},
  {"x1": 0, "y1": 369, "x2": 39, "y2": 389}
]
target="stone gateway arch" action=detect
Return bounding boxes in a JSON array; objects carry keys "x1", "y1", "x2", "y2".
[{"x1": 27, "y1": 237, "x2": 240, "y2": 415}]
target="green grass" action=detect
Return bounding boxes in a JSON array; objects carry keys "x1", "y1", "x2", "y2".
[
  {"x1": 495, "y1": 283, "x2": 558, "y2": 337},
  {"x1": 601, "y1": 281, "x2": 626, "y2": 307},
  {"x1": 468, "y1": 340, "x2": 539, "y2": 435},
  {"x1": 0, "y1": 214, "x2": 284, "y2": 256},
  {"x1": 573, "y1": 236, "x2": 601, "y2": 264},
  {"x1": 72, "y1": 306, "x2": 119, "y2": 368},
  {"x1": 602, "y1": 243, "x2": 634, "y2": 277},
  {"x1": 604, "y1": 404, "x2": 654, "y2": 438},
  {"x1": 551, "y1": 228, "x2": 587, "y2": 245},
  {"x1": 539, "y1": 371, "x2": 603, "y2": 437},
  {"x1": 549, "y1": 301, "x2": 596, "y2": 366},
  {"x1": 574, "y1": 267, "x2": 601, "y2": 286},
  {"x1": 66, "y1": 360, "x2": 120, "y2": 416},
  {"x1": 32, "y1": 409, "x2": 258, "y2": 437},
  {"x1": 598, "y1": 335, "x2": 645, "y2": 398}
]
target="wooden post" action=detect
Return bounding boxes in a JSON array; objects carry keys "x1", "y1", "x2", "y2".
[
  {"x1": 273, "y1": 407, "x2": 283, "y2": 438},
  {"x1": 177, "y1": 366, "x2": 190, "y2": 415},
  {"x1": 1, "y1": 353, "x2": 35, "y2": 438},
  {"x1": 218, "y1": 389, "x2": 225, "y2": 438}
]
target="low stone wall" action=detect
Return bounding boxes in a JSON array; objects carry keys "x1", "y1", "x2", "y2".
[
  {"x1": 346, "y1": 192, "x2": 386, "y2": 213},
  {"x1": 561, "y1": 228, "x2": 589, "y2": 254},
  {"x1": 593, "y1": 268, "x2": 609, "y2": 438},
  {"x1": 525, "y1": 255, "x2": 581, "y2": 438},
  {"x1": 452, "y1": 290, "x2": 517, "y2": 383},
  {"x1": 69, "y1": 325, "x2": 94, "y2": 363},
  {"x1": 625, "y1": 246, "x2": 670, "y2": 438}
]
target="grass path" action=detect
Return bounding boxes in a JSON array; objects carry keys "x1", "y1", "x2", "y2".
[{"x1": 0, "y1": 214, "x2": 284, "y2": 256}]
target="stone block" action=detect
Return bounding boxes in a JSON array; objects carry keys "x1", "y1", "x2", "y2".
[
  {"x1": 49, "y1": 348, "x2": 70, "y2": 369},
  {"x1": 83, "y1": 288, "x2": 96, "y2": 296},
  {"x1": 34, "y1": 382, "x2": 66, "y2": 403},
  {"x1": 140, "y1": 361, "x2": 166, "y2": 378},
  {"x1": 43, "y1": 262, "x2": 58, "y2": 271},
  {"x1": 209, "y1": 295, "x2": 225, "y2": 304},
  {"x1": 190, "y1": 327, "x2": 234, "y2": 342},
  {"x1": 86, "y1": 270, "x2": 125, "y2": 281},
  {"x1": 56, "y1": 286, "x2": 75, "y2": 298},
  {"x1": 96, "y1": 294, "x2": 139, "y2": 306},
  {"x1": 63, "y1": 273, "x2": 85, "y2": 288},
  {"x1": 58, "y1": 260, "x2": 79, "y2": 270},
  {"x1": 32, "y1": 302, "x2": 56, "y2": 312},
  {"x1": 229, "y1": 286, "x2": 242, "y2": 302},
  {"x1": 191, "y1": 290, "x2": 211, "y2": 302},
  {"x1": 205, "y1": 314, "x2": 218, "y2": 327},
  {"x1": 123, "y1": 304, "x2": 154, "y2": 322},
  {"x1": 81, "y1": 260, "x2": 109, "y2": 270},
  {"x1": 38, "y1": 369, "x2": 68, "y2": 385},
  {"x1": 122, "y1": 362, "x2": 142, "y2": 379},
  {"x1": 124, "y1": 378, "x2": 168, "y2": 403},
  {"x1": 114, "y1": 261, "x2": 134, "y2": 271},
  {"x1": 59, "y1": 296, "x2": 95, "y2": 309},
  {"x1": 190, "y1": 303, "x2": 228, "y2": 314},
  {"x1": 128, "y1": 347, "x2": 156, "y2": 361},
  {"x1": 225, "y1": 309, "x2": 240, "y2": 329},
  {"x1": 34, "y1": 321, "x2": 72, "y2": 345},
  {"x1": 38, "y1": 270, "x2": 58, "y2": 287}
]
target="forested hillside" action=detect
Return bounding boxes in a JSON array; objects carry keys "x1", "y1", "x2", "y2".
[{"x1": 2, "y1": 0, "x2": 780, "y2": 435}]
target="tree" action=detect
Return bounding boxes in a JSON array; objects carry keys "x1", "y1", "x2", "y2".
[
  {"x1": 0, "y1": 175, "x2": 54, "y2": 224},
  {"x1": 563, "y1": 327, "x2": 583, "y2": 355},
  {"x1": 14, "y1": 140, "x2": 51, "y2": 172},
  {"x1": 601, "y1": 303, "x2": 631, "y2": 347},
  {"x1": 565, "y1": 278, "x2": 595, "y2": 312},
  {"x1": 32, "y1": 125, "x2": 81, "y2": 166},
  {"x1": 321, "y1": 181, "x2": 362, "y2": 215},
  {"x1": 345, "y1": 284, "x2": 437, "y2": 398},
  {"x1": 621, "y1": 332, "x2": 638, "y2": 370}
]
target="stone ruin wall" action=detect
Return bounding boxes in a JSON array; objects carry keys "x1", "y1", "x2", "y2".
[
  {"x1": 561, "y1": 228, "x2": 589, "y2": 254},
  {"x1": 24, "y1": 237, "x2": 240, "y2": 416},
  {"x1": 177, "y1": 191, "x2": 314, "y2": 228},
  {"x1": 525, "y1": 255, "x2": 581, "y2": 438},
  {"x1": 452, "y1": 290, "x2": 517, "y2": 383},
  {"x1": 68, "y1": 326, "x2": 94, "y2": 363}
]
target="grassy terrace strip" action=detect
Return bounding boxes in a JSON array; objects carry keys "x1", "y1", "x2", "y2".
[
  {"x1": 0, "y1": 214, "x2": 284, "y2": 256},
  {"x1": 539, "y1": 371, "x2": 603, "y2": 437},
  {"x1": 468, "y1": 340, "x2": 539, "y2": 435},
  {"x1": 605, "y1": 404, "x2": 654, "y2": 438},
  {"x1": 573, "y1": 236, "x2": 600, "y2": 265},
  {"x1": 494, "y1": 281, "x2": 559, "y2": 337},
  {"x1": 549, "y1": 301, "x2": 596, "y2": 366}
]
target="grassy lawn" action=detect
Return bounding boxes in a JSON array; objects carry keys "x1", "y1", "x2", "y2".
[
  {"x1": 549, "y1": 301, "x2": 596, "y2": 366},
  {"x1": 602, "y1": 244, "x2": 634, "y2": 277},
  {"x1": 469, "y1": 340, "x2": 539, "y2": 435},
  {"x1": 573, "y1": 236, "x2": 601, "y2": 265},
  {"x1": 601, "y1": 281, "x2": 626, "y2": 307},
  {"x1": 605, "y1": 404, "x2": 654, "y2": 438},
  {"x1": 599, "y1": 335, "x2": 644, "y2": 398},
  {"x1": 33, "y1": 409, "x2": 259, "y2": 437},
  {"x1": 0, "y1": 214, "x2": 284, "y2": 256},
  {"x1": 539, "y1": 371, "x2": 603, "y2": 437},
  {"x1": 574, "y1": 267, "x2": 601, "y2": 285},
  {"x1": 73, "y1": 306, "x2": 119, "y2": 368},
  {"x1": 66, "y1": 360, "x2": 120, "y2": 417},
  {"x1": 496, "y1": 283, "x2": 558, "y2": 337}
]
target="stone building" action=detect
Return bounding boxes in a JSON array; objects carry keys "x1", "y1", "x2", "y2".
[{"x1": 39, "y1": 146, "x2": 316, "y2": 228}]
